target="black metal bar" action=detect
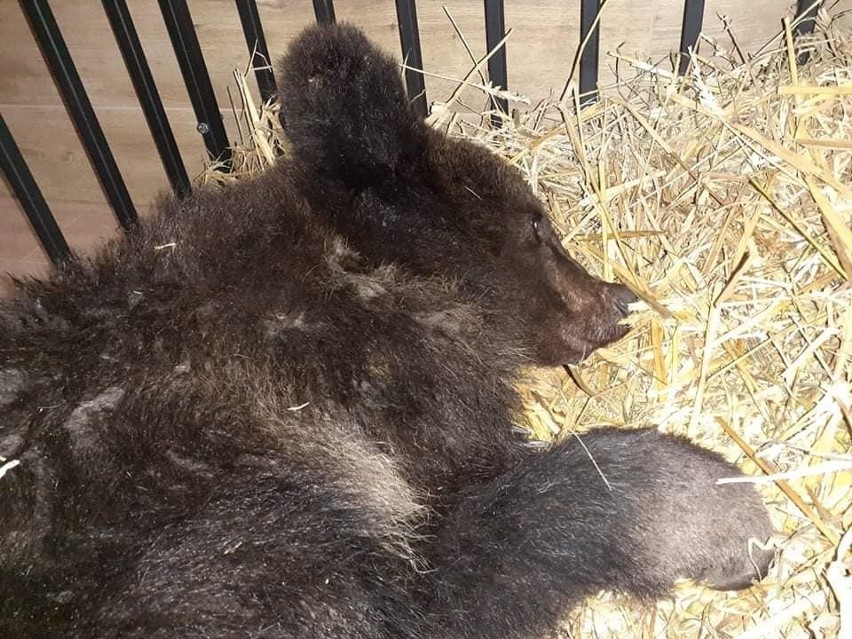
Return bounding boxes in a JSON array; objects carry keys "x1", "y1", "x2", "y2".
[
  {"x1": 793, "y1": 0, "x2": 821, "y2": 65},
  {"x1": 484, "y1": 0, "x2": 508, "y2": 124},
  {"x1": 157, "y1": 0, "x2": 232, "y2": 169},
  {"x1": 793, "y1": 0, "x2": 821, "y2": 64},
  {"x1": 235, "y1": 0, "x2": 278, "y2": 103},
  {"x1": 20, "y1": 0, "x2": 138, "y2": 231},
  {"x1": 395, "y1": 0, "x2": 428, "y2": 118},
  {"x1": 794, "y1": 0, "x2": 820, "y2": 37},
  {"x1": 312, "y1": 0, "x2": 336, "y2": 25},
  {"x1": 0, "y1": 114, "x2": 70, "y2": 263},
  {"x1": 678, "y1": 0, "x2": 705, "y2": 75},
  {"x1": 578, "y1": 0, "x2": 601, "y2": 106},
  {"x1": 103, "y1": 0, "x2": 190, "y2": 199}
]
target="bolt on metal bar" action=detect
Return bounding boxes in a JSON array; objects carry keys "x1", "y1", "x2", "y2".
[
  {"x1": 1, "y1": 114, "x2": 70, "y2": 264},
  {"x1": 157, "y1": 0, "x2": 232, "y2": 170},
  {"x1": 395, "y1": 0, "x2": 428, "y2": 118},
  {"x1": 20, "y1": 0, "x2": 138, "y2": 231},
  {"x1": 103, "y1": 0, "x2": 190, "y2": 199},
  {"x1": 235, "y1": 0, "x2": 278, "y2": 104},
  {"x1": 678, "y1": 0, "x2": 706, "y2": 75},
  {"x1": 484, "y1": 0, "x2": 509, "y2": 124}
]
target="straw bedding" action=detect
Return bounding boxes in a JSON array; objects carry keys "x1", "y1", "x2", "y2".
[{"x1": 204, "y1": 11, "x2": 851, "y2": 638}]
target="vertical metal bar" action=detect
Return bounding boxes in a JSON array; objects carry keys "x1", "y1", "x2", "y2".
[
  {"x1": 484, "y1": 0, "x2": 508, "y2": 124},
  {"x1": 678, "y1": 0, "x2": 706, "y2": 75},
  {"x1": 794, "y1": 0, "x2": 820, "y2": 37},
  {"x1": 578, "y1": 0, "x2": 601, "y2": 106},
  {"x1": 395, "y1": 0, "x2": 428, "y2": 118},
  {"x1": 235, "y1": 0, "x2": 278, "y2": 103},
  {"x1": 157, "y1": 0, "x2": 232, "y2": 169},
  {"x1": 0, "y1": 115, "x2": 70, "y2": 264},
  {"x1": 20, "y1": 0, "x2": 138, "y2": 231},
  {"x1": 312, "y1": 0, "x2": 336, "y2": 25},
  {"x1": 793, "y1": 0, "x2": 821, "y2": 64},
  {"x1": 103, "y1": 0, "x2": 191, "y2": 199}
]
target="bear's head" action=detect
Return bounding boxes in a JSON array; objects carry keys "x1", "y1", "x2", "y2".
[{"x1": 279, "y1": 24, "x2": 635, "y2": 365}]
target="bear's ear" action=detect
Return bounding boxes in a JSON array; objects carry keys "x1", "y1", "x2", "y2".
[{"x1": 278, "y1": 24, "x2": 425, "y2": 189}]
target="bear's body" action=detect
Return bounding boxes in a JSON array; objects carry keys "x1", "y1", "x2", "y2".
[{"x1": 0, "y1": 25, "x2": 771, "y2": 638}]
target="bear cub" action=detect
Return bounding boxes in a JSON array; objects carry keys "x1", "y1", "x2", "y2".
[{"x1": 0, "y1": 23, "x2": 772, "y2": 639}]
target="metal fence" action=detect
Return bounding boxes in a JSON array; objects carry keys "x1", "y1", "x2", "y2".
[{"x1": 0, "y1": 0, "x2": 822, "y2": 264}]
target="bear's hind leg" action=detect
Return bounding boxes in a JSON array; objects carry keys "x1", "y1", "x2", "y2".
[{"x1": 420, "y1": 428, "x2": 773, "y2": 638}]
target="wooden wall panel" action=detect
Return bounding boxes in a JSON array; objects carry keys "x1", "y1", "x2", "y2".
[
  {"x1": 600, "y1": 0, "x2": 680, "y2": 89},
  {"x1": 417, "y1": 2, "x2": 489, "y2": 117},
  {"x1": 1, "y1": 0, "x2": 259, "y2": 109},
  {"x1": 702, "y1": 0, "x2": 791, "y2": 52},
  {"x1": 2, "y1": 104, "x2": 211, "y2": 207},
  {"x1": 3, "y1": 106, "x2": 105, "y2": 208},
  {"x1": 599, "y1": 1, "x2": 662, "y2": 64},
  {"x1": 0, "y1": 2, "x2": 63, "y2": 108},
  {"x1": 334, "y1": 0, "x2": 401, "y2": 55},
  {"x1": 252, "y1": 0, "x2": 332, "y2": 72},
  {"x1": 502, "y1": 1, "x2": 581, "y2": 102},
  {"x1": 127, "y1": 0, "x2": 250, "y2": 109}
]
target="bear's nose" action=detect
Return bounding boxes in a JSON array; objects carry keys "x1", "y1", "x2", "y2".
[{"x1": 608, "y1": 283, "x2": 638, "y2": 317}]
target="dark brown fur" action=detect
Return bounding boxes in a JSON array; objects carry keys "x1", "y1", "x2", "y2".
[{"x1": 0, "y1": 24, "x2": 771, "y2": 638}]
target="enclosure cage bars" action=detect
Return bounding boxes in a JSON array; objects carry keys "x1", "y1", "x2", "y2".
[
  {"x1": 103, "y1": 0, "x2": 191, "y2": 200},
  {"x1": 1, "y1": 0, "x2": 824, "y2": 265},
  {"x1": 16, "y1": 0, "x2": 139, "y2": 237},
  {"x1": 158, "y1": 0, "x2": 233, "y2": 172},
  {"x1": 0, "y1": 114, "x2": 70, "y2": 264},
  {"x1": 485, "y1": 0, "x2": 509, "y2": 125},
  {"x1": 235, "y1": 0, "x2": 279, "y2": 105}
]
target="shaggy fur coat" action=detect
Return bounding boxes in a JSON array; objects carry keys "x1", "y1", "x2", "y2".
[{"x1": 0, "y1": 24, "x2": 772, "y2": 638}]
